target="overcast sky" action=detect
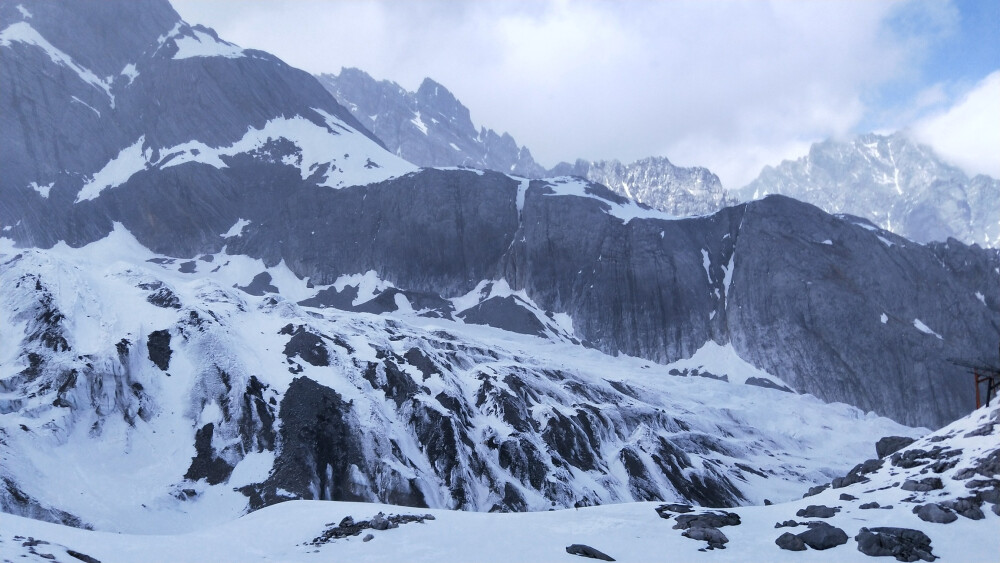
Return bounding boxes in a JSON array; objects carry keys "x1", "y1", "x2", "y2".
[{"x1": 172, "y1": 0, "x2": 999, "y2": 188}]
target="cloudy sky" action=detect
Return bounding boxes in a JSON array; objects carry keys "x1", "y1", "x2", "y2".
[{"x1": 172, "y1": 0, "x2": 999, "y2": 188}]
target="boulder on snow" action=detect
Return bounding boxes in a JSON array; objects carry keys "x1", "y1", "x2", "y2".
[
  {"x1": 859, "y1": 501, "x2": 881, "y2": 509},
  {"x1": 775, "y1": 532, "x2": 807, "y2": 551},
  {"x1": 796, "y1": 505, "x2": 840, "y2": 518},
  {"x1": 901, "y1": 477, "x2": 943, "y2": 492},
  {"x1": 565, "y1": 544, "x2": 615, "y2": 561},
  {"x1": 912, "y1": 503, "x2": 957, "y2": 524},
  {"x1": 940, "y1": 497, "x2": 984, "y2": 520},
  {"x1": 671, "y1": 511, "x2": 741, "y2": 530},
  {"x1": 876, "y1": 436, "x2": 917, "y2": 459},
  {"x1": 796, "y1": 522, "x2": 848, "y2": 550},
  {"x1": 855, "y1": 526, "x2": 937, "y2": 562},
  {"x1": 682, "y1": 526, "x2": 729, "y2": 550}
]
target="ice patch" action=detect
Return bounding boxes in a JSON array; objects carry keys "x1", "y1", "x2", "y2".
[
  {"x1": 913, "y1": 318, "x2": 942, "y2": 339},
  {"x1": 70, "y1": 95, "x2": 101, "y2": 117},
  {"x1": 173, "y1": 27, "x2": 244, "y2": 60},
  {"x1": 16, "y1": 4, "x2": 31, "y2": 18},
  {"x1": 542, "y1": 177, "x2": 678, "y2": 223},
  {"x1": 76, "y1": 136, "x2": 148, "y2": 202},
  {"x1": 120, "y1": 63, "x2": 139, "y2": 84},
  {"x1": 221, "y1": 218, "x2": 251, "y2": 238},
  {"x1": 28, "y1": 181, "x2": 53, "y2": 198},
  {"x1": 410, "y1": 111, "x2": 429, "y2": 135},
  {"x1": 975, "y1": 291, "x2": 986, "y2": 306},
  {"x1": 821, "y1": 239, "x2": 833, "y2": 245},
  {"x1": 880, "y1": 313, "x2": 888, "y2": 324},
  {"x1": 449, "y1": 142, "x2": 461, "y2": 151},
  {"x1": 700, "y1": 249, "x2": 711, "y2": 284},
  {"x1": 0, "y1": 22, "x2": 113, "y2": 102}
]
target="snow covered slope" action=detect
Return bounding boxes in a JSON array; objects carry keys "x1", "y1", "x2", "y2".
[
  {"x1": 0, "y1": 226, "x2": 922, "y2": 532},
  {"x1": 1, "y1": 398, "x2": 996, "y2": 562},
  {"x1": 739, "y1": 132, "x2": 1000, "y2": 247}
]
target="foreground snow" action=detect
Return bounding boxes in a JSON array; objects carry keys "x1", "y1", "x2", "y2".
[{"x1": 1, "y1": 404, "x2": 997, "y2": 562}]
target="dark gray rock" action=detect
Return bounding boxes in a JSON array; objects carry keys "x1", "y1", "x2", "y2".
[
  {"x1": 804, "y1": 484, "x2": 830, "y2": 498},
  {"x1": 66, "y1": 550, "x2": 102, "y2": 563},
  {"x1": 146, "y1": 329, "x2": 171, "y2": 371},
  {"x1": 877, "y1": 436, "x2": 918, "y2": 459},
  {"x1": 672, "y1": 511, "x2": 741, "y2": 530},
  {"x1": 840, "y1": 493, "x2": 858, "y2": 501},
  {"x1": 912, "y1": 503, "x2": 957, "y2": 524},
  {"x1": 744, "y1": 377, "x2": 793, "y2": 392},
  {"x1": 855, "y1": 527, "x2": 937, "y2": 562},
  {"x1": 797, "y1": 522, "x2": 849, "y2": 550},
  {"x1": 901, "y1": 477, "x2": 943, "y2": 492},
  {"x1": 238, "y1": 272, "x2": 279, "y2": 296},
  {"x1": 796, "y1": 505, "x2": 840, "y2": 518},
  {"x1": 940, "y1": 497, "x2": 985, "y2": 520},
  {"x1": 458, "y1": 296, "x2": 547, "y2": 337},
  {"x1": 859, "y1": 501, "x2": 881, "y2": 509},
  {"x1": 565, "y1": 544, "x2": 615, "y2": 561},
  {"x1": 775, "y1": 532, "x2": 807, "y2": 551},
  {"x1": 362, "y1": 533, "x2": 374, "y2": 542},
  {"x1": 682, "y1": 526, "x2": 729, "y2": 549}
]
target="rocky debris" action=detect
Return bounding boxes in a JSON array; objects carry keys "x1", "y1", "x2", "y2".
[
  {"x1": 309, "y1": 512, "x2": 434, "y2": 545},
  {"x1": 912, "y1": 503, "x2": 957, "y2": 524},
  {"x1": 775, "y1": 520, "x2": 802, "y2": 528},
  {"x1": 671, "y1": 511, "x2": 741, "y2": 530},
  {"x1": 901, "y1": 477, "x2": 943, "y2": 492},
  {"x1": 963, "y1": 421, "x2": 995, "y2": 438},
  {"x1": 797, "y1": 522, "x2": 849, "y2": 550},
  {"x1": 775, "y1": 532, "x2": 807, "y2": 551},
  {"x1": 855, "y1": 527, "x2": 937, "y2": 562},
  {"x1": 840, "y1": 493, "x2": 858, "y2": 501},
  {"x1": 803, "y1": 484, "x2": 830, "y2": 498},
  {"x1": 565, "y1": 543, "x2": 616, "y2": 561},
  {"x1": 833, "y1": 458, "x2": 885, "y2": 488},
  {"x1": 362, "y1": 533, "x2": 374, "y2": 542},
  {"x1": 743, "y1": 377, "x2": 793, "y2": 392},
  {"x1": 670, "y1": 510, "x2": 740, "y2": 550},
  {"x1": 796, "y1": 505, "x2": 840, "y2": 518},
  {"x1": 891, "y1": 447, "x2": 960, "y2": 470},
  {"x1": 939, "y1": 497, "x2": 985, "y2": 520},
  {"x1": 859, "y1": 501, "x2": 881, "y2": 509},
  {"x1": 877, "y1": 436, "x2": 917, "y2": 459},
  {"x1": 682, "y1": 526, "x2": 729, "y2": 550},
  {"x1": 145, "y1": 286, "x2": 181, "y2": 309}
]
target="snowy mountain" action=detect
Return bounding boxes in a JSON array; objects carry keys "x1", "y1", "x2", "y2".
[
  {"x1": 318, "y1": 68, "x2": 734, "y2": 216},
  {"x1": 549, "y1": 156, "x2": 736, "y2": 217},
  {"x1": 316, "y1": 68, "x2": 547, "y2": 177},
  {"x1": 2, "y1": 0, "x2": 999, "y2": 556},
  {"x1": 738, "y1": 132, "x2": 1000, "y2": 247},
  {"x1": 2, "y1": 395, "x2": 997, "y2": 562}
]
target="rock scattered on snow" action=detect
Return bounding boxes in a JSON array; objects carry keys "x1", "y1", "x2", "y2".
[
  {"x1": 775, "y1": 531, "x2": 807, "y2": 551},
  {"x1": 565, "y1": 543, "x2": 616, "y2": 561},
  {"x1": 855, "y1": 526, "x2": 937, "y2": 562},
  {"x1": 912, "y1": 503, "x2": 957, "y2": 524},
  {"x1": 876, "y1": 436, "x2": 917, "y2": 459},
  {"x1": 308, "y1": 512, "x2": 434, "y2": 545},
  {"x1": 795, "y1": 505, "x2": 840, "y2": 518},
  {"x1": 796, "y1": 522, "x2": 849, "y2": 550}
]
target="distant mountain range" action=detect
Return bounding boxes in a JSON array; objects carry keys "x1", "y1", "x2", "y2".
[
  {"x1": 317, "y1": 68, "x2": 734, "y2": 217},
  {"x1": 738, "y1": 133, "x2": 1000, "y2": 246},
  {"x1": 321, "y1": 69, "x2": 998, "y2": 245}
]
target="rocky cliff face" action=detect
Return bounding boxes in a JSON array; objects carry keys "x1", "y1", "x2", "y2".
[
  {"x1": 316, "y1": 68, "x2": 547, "y2": 177},
  {"x1": 318, "y1": 68, "x2": 734, "y2": 216},
  {"x1": 549, "y1": 157, "x2": 736, "y2": 217},
  {"x1": 738, "y1": 133, "x2": 1000, "y2": 247}
]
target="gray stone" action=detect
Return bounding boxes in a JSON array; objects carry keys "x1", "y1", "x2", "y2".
[
  {"x1": 901, "y1": 477, "x2": 943, "y2": 492},
  {"x1": 912, "y1": 503, "x2": 957, "y2": 524},
  {"x1": 877, "y1": 436, "x2": 917, "y2": 459},
  {"x1": 565, "y1": 544, "x2": 615, "y2": 561},
  {"x1": 855, "y1": 527, "x2": 937, "y2": 562},
  {"x1": 362, "y1": 533, "x2": 374, "y2": 542},
  {"x1": 797, "y1": 522, "x2": 849, "y2": 550},
  {"x1": 775, "y1": 532, "x2": 807, "y2": 551},
  {"x1": 682, "y1": 526, "x2": 729, "y2": 550},
  {"x1": 796, "y1": 505, "x2": 840, "y2": 518}
]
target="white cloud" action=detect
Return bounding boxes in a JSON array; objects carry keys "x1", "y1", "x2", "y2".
[
  {"x1": 911, "y1": 71, "x2": 1000, "y2": 178},
  {"x1": 172, "y1": 0, "x2": 957, "y2": 188}
]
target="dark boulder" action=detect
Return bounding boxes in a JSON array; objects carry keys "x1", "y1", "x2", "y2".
[
  {"x1": 775, "y1": 532, "x2": 806, "y2": 551},
  {"x1": 672, "y1": 511, "x2": 741, "y2": 530},
  {"x1": 912, "y1": 503, "x2": 957, "y2": 524},
  {"x1": 876, "y1": 436, "x2": 917, "y2": 459},
  {"x1": 901, "y1": 477, "x2": 943, "y2": 492},
  {"x1": 855, "y1": 527, "x2": 937, "y2": 562},
  {"x1": 796, "y1": 505, "x2": 840, "y2": 518},
  {"x1": 565, "y1": 544, "x2": 615, "y2": 561},
  {"x1": 682, "y1": 526, "x2": 729, "y2": 550},
  {"x1": 797, "y1": 522, "x2": 848, "y2": 550}
]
